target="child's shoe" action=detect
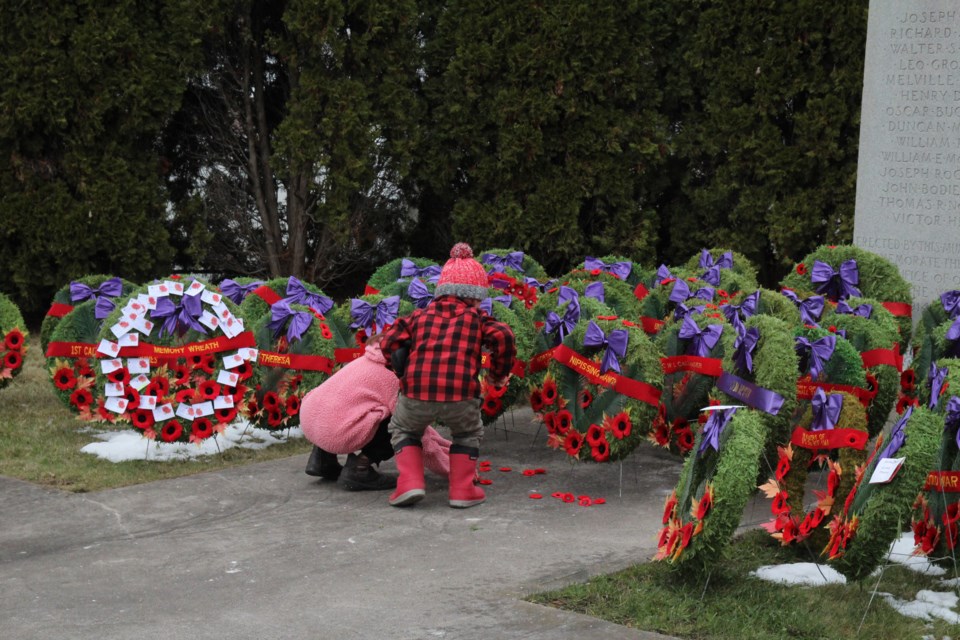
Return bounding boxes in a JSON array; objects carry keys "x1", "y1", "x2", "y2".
[
  {"x1": 338, "y1": 453, "x2": 397, "y2": 491},
  {"x1": 389, "y1": 439, "x2": 426, "y2": 506},
  {"x1": 448, "y1": 445, "x2": 485, "y2": 508},
  {"x1": 305, "y1": 445, "x2": 342, "y2": 481}
]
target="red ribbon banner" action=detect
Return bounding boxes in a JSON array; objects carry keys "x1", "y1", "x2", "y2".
[
  {"x1": 882, "y1": 301, "x2": 912, "y2": 318},
  {"x1": 640, "y1": 316, "x2": 665, "y2": 335},
  {"x1": 480, "y1": 353, "x2": 527, "y2": 378},
  {"x1": 363, "y1": 284, "x2": 380, "y2": 296},
  {"x1": 659, "y1": 355, "x2": 723, "y2": 377},
  {"x1": 797, "y1": 378, "x2": 875, "y2": 407},
  {"x1": 335, "y1": 347, "x2": 365, "y2": 363},
  {"x1": 45, "y1": 341, "x2": 98, "y2": 358},
  {"x1": 790, "y1": 426, "x2": 868, "y2": 451},
  {"x1": 528, "y1": 347, "x2": 557, "y2": 373},
  {"x1": 861, "y1": 343, "x2": 903, "y2": 372},
  {"x1": 259, "y1": 350, "x2": 334, "y2": 374},
  {"x1": 552, "y1": 344, "x2": 661, "y2": 406},
  {"x1": 252, "y1": 286, "x2": 282, "y2": 306},
  {"x1": 923, "y1": 471, "x2": 960, "y2": 492},
  {"x1": 634, "y1": 283, "x2": 649, "y2": 301},
  {"x1": 46, "y1": 303, "x2": 75, "y2": 318},
  {"x1": 112, "y1": 333, "x2": 257, "y2": 359}
]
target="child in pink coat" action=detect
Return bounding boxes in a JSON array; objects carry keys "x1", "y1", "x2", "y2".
[{"x1": 300, "y1": 336, "x2": 451, "y2": 490}]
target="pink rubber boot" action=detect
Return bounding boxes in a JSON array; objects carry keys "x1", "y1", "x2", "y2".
[
  {"x1": 389, "y1": 440, "x2": 425, "y2": 507},
  {"x1": 448, "y1": 445, "x2": 485, "y2": 508}
]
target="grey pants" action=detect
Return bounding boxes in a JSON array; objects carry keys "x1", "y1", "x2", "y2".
[{"x1": 389, "y1": 395, "x2": 484, "y2": 450}]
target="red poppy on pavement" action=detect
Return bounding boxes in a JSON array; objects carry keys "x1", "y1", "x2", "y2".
[
  {"x1": 478, "y1": 478, "x2": 493, "y2": 485},
  {"x1": 529, "y1": 493, "x2": 543, "y2": 499}
]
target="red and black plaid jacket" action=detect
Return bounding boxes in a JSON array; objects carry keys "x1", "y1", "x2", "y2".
[{"x1": 379, "y1": 296, "x2": 516, "y2": 402}]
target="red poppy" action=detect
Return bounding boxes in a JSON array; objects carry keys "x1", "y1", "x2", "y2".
[
  {"x1": 529, "y1": 389, "x2": 545, "y2": 412},
  {"x1": 662, "y1": 493, "x2": 678, "y2": 524},
  {"x1": 171, "y1": 363, "x2": 190, "y2": 385},
  {"x1": 674, "y1": 427, "x2": 695, "y2": 453},
  {"x1": 656, "y1": 526, "x2": 671, "y2": 550},
  {"x1": 585, "y1": 423, "x2": 605, "y2": 446},
  {"x1": 150, "y1": 375, "x2": 171, "y2": 397},
  {"x1": 561, "y1": 493, "x2": 576, "y2": 503},
  {"x1": 579, "y1": 389, "x2": 593, "y2": 409},
  {"x1": 266, "y1": 410, "x2": 284, "y2": 428},
  {"x1": 175, "y1": 388, "x2": 196, "y2": 404},
  {"x1": 235, "y1": 361, "x2": 254, "y2": 381},
  {"x1": 609, "y1": 412, "x2": 631, "y2": 440},
  {"x1": 96, "y1": 398, "x2": 114, "y2": 423},
  {"x1": 771, "y1": 491, "x2": 790, "y2": 515},
  {"x1": 197, "y1": 380, "x2": 221, "y2": 401},
  {"x1": 827, "y1": 468, "x2": 840, "y2": 495},
  {"x1": 678, "y1": 522, "x2": 694, "y2": 550},
  {"x1": 780, "y1": 517, "x2": 799, "y2": 544},
  {"x1": 53, "y1": 367, "x2": 77, "y2": 390},
  {"x1": 4, "y1": 328, "x2": 24, "y2": 351},
  {"x1": 795, "y1": 263, "x2": 807, "y2": 276},
  {"x1": 131, "y1": 410, "x2": 155, "y2": 430},
  {"x1": 554, "y1": 409, "x2": 572, "y2": 435},
  {"x1": 290, "y1": 374, "x2": 304, "y2": 391},
  {"x1": 529, "y1": 493, "x2": 543, "y2": 499},
  {"x1": 160, "y1": 420, "x2": 184, "y2": 442},
  {"x1": 542, "y1": 412, "x2": 557, "y2": 435},
  {"x1": 481, "y1": 395, "x2": 503, "y2": 416},
  {"x1": 263, "y1": 391, "x2": 280, "y2": 410},
  {"x1": 320, "y1": 323, "x2": 333, "y2": 340},
  {"x1": 563, "y1": 431, "x2": 584, "y2": 457},
  {"x1": 541, "y1": 379, "x2": 558, "y2": 406},
  {"x1": 245, "y1": 397, "x2": 260, "y2": 416},
  {"x1": 286, "y1": 394, "x2": 301, "y2": 417},
  {"x1": 695, "y1": 488, "x2": 714, "y2": 520},
  {"x1": 900, "y1": 368, "x2": 916, "y2": 392},
  {"x1": 2, "y1": 350, "x2": 20, "y2": 370},
  {"x1": 124, "y1": 387, "x2": 141, "y2": 411},
  {"x1": 775, "y1": 456, "x2": 790, "y2": 481},
  {"x1": 590, "y1": 439, "x2": 610, "y2": 463},
  {"x1": 75, "y1": 357, "x2": 94, "y2": 378},
  {"x1": 188, "y1": 353, "x2": 207, "y2": 370},
  {"x1": 70, "y1": 387, "x2": 93, "y2": 409},
  {"x1": 106, "y1": 367, "x2": 129, "y2": 385},
  {"x1": 651, "y1": 420, "x2": 670, "y2": 447},
  {"x1": 191, "y1": 418, "x2": 214, "y2": 441},
  {"x1": 232, "y1": 384, "x2": 248, "y2": 403},
  {"x1": 215, "y1": 406, "x2": 238, "y2": 424}
]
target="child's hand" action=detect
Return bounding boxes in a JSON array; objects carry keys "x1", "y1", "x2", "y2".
[{"x1": 485, "y1": 373, "x2": 511, "y2": 389}]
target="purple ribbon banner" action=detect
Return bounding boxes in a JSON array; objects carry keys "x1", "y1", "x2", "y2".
[{"x1": 716, "y1": 371, "x2": 785, "y2": 415}]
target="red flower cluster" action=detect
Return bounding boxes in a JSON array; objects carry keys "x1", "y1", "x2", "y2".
[{"x1": 2, "y1": 328, "x2": 25, "y2": 376}]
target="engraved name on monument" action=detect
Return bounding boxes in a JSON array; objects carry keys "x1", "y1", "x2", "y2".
[{"x1": 853, "y1": 2, "x2": 960, "y2": 312}]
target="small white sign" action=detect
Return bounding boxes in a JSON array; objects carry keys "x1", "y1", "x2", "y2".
[
  {"x1": 153, "y1": 403, "x2": 175, "y2": 421},
  {"x1": 217, "y1": 370, "x2": 240, "y2": 387},
  {"x1": 97, "y1": 339, "x2": 120, "y2": 357},
  {"x1": 104, "y1": 397, "x2": 128, "y2": 414},
  {"x1": 869, "y1": 457, "x2": 906, "y2": 485}
]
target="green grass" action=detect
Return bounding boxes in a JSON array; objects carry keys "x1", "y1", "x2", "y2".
[
  {"x1": 529, "y1": 529, "x2": 959, "y2": 639},
  {"x1": 0, "y1": 336, "x2": 311, "y2": 492}
]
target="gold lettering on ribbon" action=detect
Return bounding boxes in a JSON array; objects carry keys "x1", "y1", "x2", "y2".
[
  {"x1": 729, "y1": 379, "x2": 753, "y2": 399},
  {"x1": 70, "y1": 344, "x2": 97, "y2": 357},
  {"x1": 925, "y1": 471, "x2": 960, "y2": 491},
  {"x1": 565, "y1": 353, "x2": 617, "y2": 387},
  {"x1": 259, "y1": 352, "x2": 292, "y2": 367},
  {"x1": 800, "y1": 432, "x2": 831, "y2": 448}
]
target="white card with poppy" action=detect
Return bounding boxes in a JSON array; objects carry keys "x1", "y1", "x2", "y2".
[
  {"x1": 104, "y1": 382, "x2": 125, "y2": 397},
  {"x1": 104, "y1": 397, "x2": 128, "y2": 414},
  {"x1": 175, "y1": 403, "x2": 196, "y2": 420},
  {"x1": 193, "y1": 401, "x2": 214, "y2": 417},
  {"x1": 100, "y1": 358, "x2": 123, "y2": 374},
  {"x1": 147, "y1": 284, "x2": 170, "y2": 299},
  {"x1": 129, "y1": 374, "x2": 151, "y2": 391},
  {"x1": 133, "y1": 316, "x2": 155, "y2": 335},
  {"x1": 222, "y1": 353, "x2": 244, "y2": 369},
  {"x1": 118, "y1": 332, "x2": 139, "y2": 348},
  {"x1": 139, "y1": 395, "x2": 157, "y2": 410},
  {"x1": 238, "y1": 347, "x2": 258, "y2": 361},
  {"x1": 214, "y1": 395, "x2": 234, "y2": 409},
  {"x1": 152, "y1": 403, "x2": 174, "y2": 421},
  {"x1": 212, "y1": 302, "x2": 231, "y2": 321},
  {"x1": 164, "y1": 280, "x2": 184, "y2": 296},
  {"x1": 97, "y1": 339, "x2": 120, "y2": 357},
  {"x1": 199, "y1": 310, "x2": 220, "y2": 332},
  {"x1": 217, "y1": 369, "x2": 239, "y2": 387},
  {"x1": 201, "y1": 289, "x2": 222, "y2": 305},
  {"x1": 127, "y1": 358, "x2": 150, "y2": 375},
  {"x1": 185, "y1": 280, "x2": 205, "y2": 297},
  {"x1": 109, "y1": 320, "x2": 133, "y2": 339},
  {"x1": 137, "y1": 293, "x2": 158, "y2": 310},
  {"x1": 221, "y1": 315, "x2": 243, "y2": 338}
]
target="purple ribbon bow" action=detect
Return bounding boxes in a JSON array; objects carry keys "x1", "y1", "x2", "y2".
[
  {"x1": 669, "y1": 279, "x2": 692, "y2": 304},
  {"x1": 700, "y1": 407, "x2": 739, "y2": 454},
  {"x1": 544, "y1": 298, "x2": 580, "y2": 346},
  {"x1": 701, "y1": 265, "x2": 722, "y2": 287},
  {"x1": 674, "y1": 303, "x2": 706, "y2": 323},
  {"x1": 655, "y1": 264, "x2": 672, "y2": 283},
  {"x1": 781, "y1": 289, "x2": 825, "y2": 325},
  {"x1": 524, "y1": 276, "x2": 556, "y2": 293},
  {"x1": 583, "y1": 320, "x2": 629, "y2": 374},
  {"x1": 878, "y1": 405, "x2": 911, "y2": 461},
  {"x1": 723, "y1": 290, "x2": 759, "y2": 333},
  {"x1": 70, "y1": 277, "x2": 123, "y2": 305},
  {"x1": 811, "y1": 259, "x2": 862, "y2": 301},
  {"x1": 948, "y1": 316, "x2": 960, "y2": 343},
  {"x1": 350, "y1": 296, "x2": 400, "y2": 336},
  {"x1": 219, "y1": 278, "x2": 263, "y2": 305},
  {"x1": 941, "y1": 290, "x2": 960, "y2": 319},
  {"x1": 811, "y1": 388, "x2": 843, "y2": 431},
  {"x1": 407, "y1": 278, "x2": 434, "y2": 309},
  {"x1": 795, "y1": 334, "x2": 836, "y2": 379},
  {"x1": 693, "y1": 286, "x2": 716, "y2": 302},
  {"x1": 267, "y1": 301, "x2": 313, "y2": 343},
  {"x1": 94, "y1": 297, "x2": 116, "y2": 321},
  {"x1": 584, "y1": 281, "x2": 605, "y2": 303},
  {"x1": 836, "y1": 300, "x2": 873, "y2": 319},
  {"x1": 479, "y1": 294, "x2": 513, "y2": 314},
  {"x1": 929, "y1": 363, "x2": 949, "y2": 409},
  {"x1": 584, "y1": 256, "x2": 632, "y2": 280},
  {"x1": 699, "y1": 249, "x2": 734, "y2": 271},
  {"x1": 482, "y1": 252, "x2": 525, "y2": 274},
  {"x1": 946, "y1": 396, "x2": 960, "y2": 449},
  {"x1": 678, "y1": 316, "x2": 723, "y2": 357},
  {"x1": 399, "y1": 259, "x2": 442, "y2": 283},
  {"x1": 151, "y1": 294, "x2": 206, "y2": 338},
  {"x1": 558, "y1": 286, "x2": 580, "y2": 308},
  {"x1": 733, "y1": 326, "x2": 760, "y2": 374},
  {"x1": 284, "y1": 276, "x2": 334, "y2": 316}
]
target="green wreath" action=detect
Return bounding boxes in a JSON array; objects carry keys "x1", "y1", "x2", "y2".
[
  {"x1": 477, "y1": 298, "x2": 535, "y2": 425},
  {"x1": 760, "y1": 390, "x2": 869, "y2": 550},
  {"x1": 532, "y1": 316, "x2": 663, "y2": 463},
  {"x1": 825, "y1": 404, "x2": 941, "y2": 581},
  {"x1": 94, "y1": 278, "x2": 254, "y2": 444},
  {"x1": 780, "y1": 244, "x2": 913, "y2": 352},
  {"x1": 330, "y1": 294, "x2": 415, "y2": 351},
  {"x1": 820, "y1": 297, "x2": 902, "y2": 437},
  {"x1": 40, "y1": 275, "x2": 137, "y2": 353},
  {"x1": 554, "y1": 272, "x2": 641, "y2": 323},
  {"x1": 365, "y1": 257, "x2": 442, "y2": 296},
  {"x1": 576, "y1": 254, "x2": 641, "y2": 288},
  {"x1": 237, "y1": 276, "x2": 334, "y2": 328},
  {"x1": 736, "y1": 288, "x2": 802, "y2": 328},
  {"x1": 655, "y1": 407, "x2": 767, "y2": 575},
  {"x1": 912, "y1": 312, "x2": 960, "y2": 391},
  {"x1": 681, "y1": 247, "x2": 760, "y2": 297},
  {"x1": 478, "y1": 247, "x2": 548, "y2": 281},
  {"x1": 910, "y1": 358, "x2": 960, "y2": 567},
  {"x1": 0, "y1": 292, "x2": 28, "y2": 390},
  {"x1": 46, "y1": 300, "x2": 105, "y2": 419}
]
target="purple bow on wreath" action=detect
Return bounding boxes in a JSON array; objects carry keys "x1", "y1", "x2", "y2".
[
  {"x1": 584, "y1": 257, "x2": 632, "y2": 280},
  {"x1": 407, "y1": 278, "x2": 434, "y2": 309},
  {"x1": 928, "y1": 363, "x2": 949, "y2": 409},
  {"x1": 674, "y1": 302, "x2": 705, "y2": 323},
  {"x1": 94, "y1": 297, "x2": 117, "y2": 321},
  {"x1": 795, "y1": 334, "x2": 836, "y2": 380},
  {"x1": 284, "y1": 276, "x2": 333, "y2": 316},
  {"x1": 811, "y1": 388, "x2": 843, "y2": 431},
  {"x1": 219, "y1": 278, "x2": 263, "y2": 305},
  {"x1": 878, "y1": 405, "x2": 912, "y2": 461},
  {"x1": 701, "y1": 265, "x2": 722, "y2": 287},
  {"x1": 723, "y1": 290, "x2": 759, "y2": 333},
  {"x1": 267, "y1": 300, "x2": 313, "y2": 342},
  {"x1": 733, "y1": 326, "x2": 760, "y2": 374},
  {"x1": 479, "y1": 294, "x2": 512, "y2": 315},
  {"x1": 669, "y1": 279, "x2": 692, "y2": 304},
  {"x1": 946, "y1": 396, "x2": 960, "y2": 449},
  {"x1": 811, "y1": 259, "x2": 862, "y2": 301},
  {"x1": 524, "y1": 276, "x2": 556, "y2": 293},
  {"x1": 482, "y1": 252, "x2": 525, "y2": 274},
  {"x1": 678, "y1": 316, "x2": 723, "y2": 357},
  {"x1": 941, "y1": 290, "x2": 960, "y2": 319},
  {"x1": 700, "y1": 406, "x2": 738, "y2": 454},
  {"x1": 699, "y1": 249, "x2": 733, "y2": 271},
  {"x1": 836, "y1": 300, "x2": 873, "y2": 319},
  {"x1": 584, "y1": 281, "x2": 605, "y2": 303},
  {"x1": 350, "y1": 296, "x2": 400, "y2": 336},
  {"x1": 544, "y1": 298, "x2": 580, "y2": 346},
  {"x1": 655, "y1": 264, "x2": 672, "y2": 283},
  {"x1": 693, "y1": 286, "x2": 716, "y2": 302},
  {"x1": 557, "y1": 286, "x2": 580, "y2": 308},
  {"x1": 399, "y1": 259, "x2": 441, "y2": 283},
  {"x1": 781, "y1": 290, "x2": 825, "y2": 326},
  {"x1": 151, "y1": 294, "x2": 205, "y2": 338},
  {"x1": 71, "y1": 277, "x2": 123, "y2": 320},
  {"x1": 583, "y1": 320, "x2": 629, "y2": 374}
]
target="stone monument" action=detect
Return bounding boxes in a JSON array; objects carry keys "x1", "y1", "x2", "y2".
[{"x1": 853, "y1": 1, "x2": 960, "y2": 316}]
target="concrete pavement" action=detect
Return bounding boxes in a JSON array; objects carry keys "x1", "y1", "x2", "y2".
[{"x1": 1, "y1": 408, "x2": 692, "y2": 640}]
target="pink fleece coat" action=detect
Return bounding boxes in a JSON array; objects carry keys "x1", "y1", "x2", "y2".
[{"x1": 299, "y1": 342, "x2": 450, "y2": 476}]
